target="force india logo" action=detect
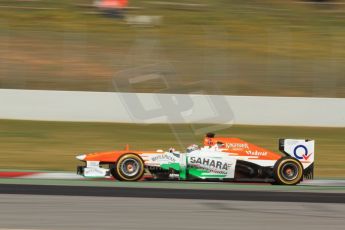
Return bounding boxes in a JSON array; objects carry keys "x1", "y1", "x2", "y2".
[{"x1": 189, "y1": 157, "x2": 231, "y2": 173}]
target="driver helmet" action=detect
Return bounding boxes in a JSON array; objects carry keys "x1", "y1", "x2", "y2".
[
  {"x1": 186, "y1": 144, "x2": 199, "y2": 153},
  {"x1": 168, "y1": 147, "x2": 176, "y2": 153}
]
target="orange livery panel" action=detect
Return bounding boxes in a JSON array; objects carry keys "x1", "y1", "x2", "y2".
[{"x1": 204, "y1": 137, "x2": 281, "y2": 160}]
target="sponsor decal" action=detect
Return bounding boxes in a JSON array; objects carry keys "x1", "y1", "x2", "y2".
[
  {"x1": 294, "y1": 145, "x2": 312, "y2": 160},
  {"x1": 84, "y1": 167, "x2": 105, "y2": 175},
  {"x1": 152, "y1": 154, "x2": 177, "y2": 162},
  {"x1": 226, "y1": 143, "x2": 249, "y2": 149},
  {"x1": 245, "y1": 150, "x2": 268, "y2": 156},
  {"x1": 189, "y1": 157, "x2": 231, "y2": 174}
]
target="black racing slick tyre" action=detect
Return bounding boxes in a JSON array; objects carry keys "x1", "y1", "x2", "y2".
[
  {"x1": 273, "y1": 157, "x2": 303, "y2": 185},
  {"x1": 111, "y1": 153, "x2": 145, "y2": 181}
]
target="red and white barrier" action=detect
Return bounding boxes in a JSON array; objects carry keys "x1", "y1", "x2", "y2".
[{"x1": 0, "y1": 171, "x2": 83, "y2": 180}]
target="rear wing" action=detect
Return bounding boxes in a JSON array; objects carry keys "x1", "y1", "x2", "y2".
[{"x1": 279, "y1": 139, "x2": 315, "y2": 180}]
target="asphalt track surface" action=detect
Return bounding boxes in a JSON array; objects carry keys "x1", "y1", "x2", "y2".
[
  {"x1": 0, "y1": 194, "x2": 344, "y2": 230},
  {"x1": 0, "y1": 183, "x2": 344, "y2": 204},
  {"x1": 0, "y1": 181, "x2": 344, "y2": 230}
]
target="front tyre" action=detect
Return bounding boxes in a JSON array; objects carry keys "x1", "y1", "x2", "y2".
[
  {"x1": 273, "y1": 157, "x2": 303, "y2": 185},
  {"x1": 112, "y1": 153, "x2": 145, "y2": 181}
]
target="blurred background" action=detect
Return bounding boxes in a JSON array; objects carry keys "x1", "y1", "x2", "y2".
[
  {"x1": 0, "y1": 0, "x2": 344, "y2": 177},
  {"x1": 0, "y1": 0, "x2": 344, "y2": 96}
]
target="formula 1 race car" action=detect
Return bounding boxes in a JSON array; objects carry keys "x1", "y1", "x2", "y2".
[{"x1": 76, "y1": 133, "x2": 315, "y2": 185}]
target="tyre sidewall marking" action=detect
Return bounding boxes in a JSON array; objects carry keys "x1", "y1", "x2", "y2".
[
  {"x1": 116, "y1": 154, "x2": 144, "y2": 181},
  {"x1": 276, "y1": 158, "x2": 303, "y2": 185}
]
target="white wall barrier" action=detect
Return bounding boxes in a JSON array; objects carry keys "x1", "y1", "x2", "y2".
[{"x1": 0, "y1": 89, "x2": 344, "y2": 127}]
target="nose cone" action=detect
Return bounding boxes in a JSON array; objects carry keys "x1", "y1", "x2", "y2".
[{"x1": 76, "y1": 154, "x2": 86, "y2": 161}]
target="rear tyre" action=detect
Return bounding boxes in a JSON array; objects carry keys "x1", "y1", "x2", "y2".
[
  {"x1": 111, "y1": 153, "x2": 145, "y2": 181},
  {"x1": 273, "y1": 157, "x2": 303, "y2": 185}
]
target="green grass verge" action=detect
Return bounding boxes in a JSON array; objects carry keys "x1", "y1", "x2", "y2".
[
  {"x1": 0, "y1": 0, "x2": 344, "y2": 97},
  {"x1": 0, "y1": 119, "x2": 344, "y2": 178}
]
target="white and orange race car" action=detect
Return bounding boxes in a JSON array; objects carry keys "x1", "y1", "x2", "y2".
[{"x1": 76, "y1": 133, "x2": 315, "y2": 185}]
